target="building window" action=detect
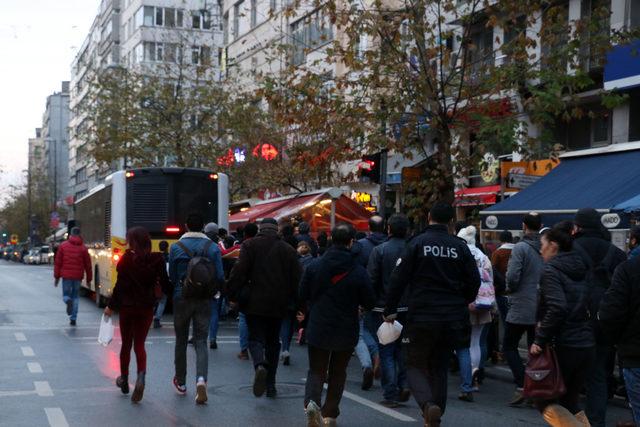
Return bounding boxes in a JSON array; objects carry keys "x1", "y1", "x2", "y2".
[
  {"x1": 554, "y1": 105, "x2": 612, "y2": 150},
  {"x1": 76, "y1": 167, "x2": 87, "y2": 184},
  {"x1": 233, "y1": 3, "x2": 241, "y2": 39},
  {"x1": 141, "y1": 42, "x2": 181, "y2": 63},
  {"x1": 628, "y1": 0, "x2": 640, "y2": 29},
  {"x1": 144, "y1": 6, "x2": 154, "y2": 26},
  {"x1": 192, "y1": 10, "x2": 211, "y2": 30},
  {"x1": 251, "y1": 0, "x2": 257, "y2": 28},
  {"x1": 137, "y1": 6, "x2": 185, "y2": 28},
  {"x1": 223, "y1": 13, "x2": 229, "y2": 45},
  {"x1": 165, "y1": 8, "x2": 175, "y2": 27},
  {"x1": 270, "y1": 0, "x2": 277, "y2": 13},
  {"x1": 466, "y1": 24, "x2": 494, "y2": 80},
  {"x1": 191, "y1": 46, "x2": 211, "y2": 65},
  {"x1": 290, "y1": 9, "x2": 334, "y2": 66}
]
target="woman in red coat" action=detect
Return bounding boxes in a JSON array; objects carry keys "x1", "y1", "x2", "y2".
[{"x1": 104, "y1": 227, "x2": 170, "y2": 403}]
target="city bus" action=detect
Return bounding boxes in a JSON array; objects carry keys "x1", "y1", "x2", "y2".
[{"x1": 73, "y1": 167, "x2": 229, "y2": 306}]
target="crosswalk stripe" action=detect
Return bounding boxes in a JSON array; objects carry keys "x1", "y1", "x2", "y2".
[{"x1": 44, "y1": 408, "x2": 69, "y2": 427}]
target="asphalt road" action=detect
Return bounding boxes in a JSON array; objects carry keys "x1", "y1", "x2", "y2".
[{"x1": 0, "y1": 259, "x2": 633, "y2": 426}]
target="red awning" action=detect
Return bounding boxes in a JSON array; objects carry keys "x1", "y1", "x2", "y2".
[
  {"x1": 228, "y1": 198, "x2": 291, "y2": 227},
  {"x1": 454, "y1": 185, "x2": 501, "y2": 207}
]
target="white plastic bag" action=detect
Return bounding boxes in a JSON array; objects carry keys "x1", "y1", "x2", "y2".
[
  {"x1": 98, "y1": 314, "x2": 114, "y2": 347},
  {"x1": 377, "y1": 320, "x2": 403, "y2": 345}
]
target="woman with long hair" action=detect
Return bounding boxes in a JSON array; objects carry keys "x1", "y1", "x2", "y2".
[
  {"x1": 531, "y1": 221, "x2": 595, "y2": 426},
  {"x1": 104, "y1": 226, "x2": 170, "y2": 403}
]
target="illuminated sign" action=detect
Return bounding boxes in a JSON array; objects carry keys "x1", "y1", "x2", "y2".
[{"x1": 253, "y1": 143, "x2": 278, "y2": 161}]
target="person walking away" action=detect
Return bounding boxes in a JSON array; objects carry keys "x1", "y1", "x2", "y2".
[
  {"x1": 384, "y1": 202, "x2": 481, "y2": 427},
  {"x1": 153, "y1": 240, "x2": 170, "y2": 329},
  {"x1": 296, "y1": 221, "x2": 319, "y2": 257},
  {"x1": 104, "y1": 227, "x2": 170, "y2": 402},
  {"x1": 504, "y1": 212, "x2": 544, "y2": 405},
  {"x1": 317, "y1": 231, "x2": 328, "y2": 256},
  {"x1": 53, "y1": 227, "x2": 92, "y2": 326},
  {"x1": 301, "y1": 223, "x2": 376, "y2": 427},
  {"x1": 281, "y1": 223, "x2": 299, "y2": 250},
  {"x1": 491, "y1": 231, "x2": 514, "y2": 323},
  {"x1": 571, "y1": 208, "x2": 627, "y2": 427},
  {"x1": 366, "y1": 213, "x2": 412, "y2": 407},
  {"x1": 529, "y1": 222, "x2": 595, "y2": 426},
  {"x1": 204, "y1": 222, "x2": 224, "y2": 350},
  {"x1": 235, "y1": 222, "x2": 258, "y2": 361},
  {"x1": 169, "y1": 213, "x2": 224, "y2": 404},
  {"x1": 226, "y1": 218, "x2": 302, "y2": 398},
  {"x1": 280, "y1": 241, "x2": 315, "y2": 366},
  {"x1": 599, "y1": 242, "x2": 640, "y2": 427},
  {"x1": 456, "y1": 226, "x2": 495, "y2": 400}
]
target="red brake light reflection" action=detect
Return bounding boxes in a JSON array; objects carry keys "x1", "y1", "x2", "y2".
[
  {"x1": 112, "y1": 254, "x2": 120, "y2": 263},
  {"x1": 209, "y1": 173, "x2": 218, "y2": 180},
  {"x1": 125, "y1": 171, "x2": 135, "y2": 178},
  {"x1": 166, "y1": 226, "x2": 180, "y2": 233}
]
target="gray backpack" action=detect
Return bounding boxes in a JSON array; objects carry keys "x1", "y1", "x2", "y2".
[{"x1": 176, "y1": 240, "x2": 218, "y2": 299}]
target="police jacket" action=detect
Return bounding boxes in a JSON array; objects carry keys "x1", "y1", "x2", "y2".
[{"x1": 384, "y1": 224, "x2": 481, "y2": 323}]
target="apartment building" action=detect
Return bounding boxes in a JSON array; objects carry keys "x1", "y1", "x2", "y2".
[
  {"x1": 69, "y1": 0, "x2": 223, "y2": 200},
  {"x1": 28, "y1": 128, "x2": 46, "y2": 182}
]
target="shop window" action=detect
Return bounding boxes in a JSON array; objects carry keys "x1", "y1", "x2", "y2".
[{"x1": 630, "y1": 94, "x2": 640, "y2": 141}]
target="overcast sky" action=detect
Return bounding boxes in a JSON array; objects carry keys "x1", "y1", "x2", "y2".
[{"x1": 0, "y1": 1, "x2": 98, "y2": 198}]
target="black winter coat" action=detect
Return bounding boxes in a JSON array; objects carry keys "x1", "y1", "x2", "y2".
[
  {"x1": 367, "y1": 237, "x2": 409, "y2": 311},
  {"x1": 299, "y1": 246, "x2": 376, "y2": 351},
  {"x1": 354, "y1": 232, "x2": 387, "y2": 268},
  {"x1": 384, "y1": 224, "x2": 480, "y2": 323},
  {"x1": 535, "y1": 251, "x2": 595, "y2": 348},
  {"x1": 226, "y1": 230, "x2": 302, "y2": 318},
  {"x1": 108, "y1": 250, "x2": 170, "y2": 310},
  {"x1": 574, "y1": 229, "x2": 627, "y2": 343},
  {"x1": 599, "y1": 257, "x2": 640, "y2": 367}
]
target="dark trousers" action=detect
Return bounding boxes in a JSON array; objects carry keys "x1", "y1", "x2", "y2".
[
  {"x1": 404, "y1": 321, "x2": 471, "y2": 414},
  {"x1": 304, "y1": 346, "x2": 352, "y2": 419},
  {"x1": 586, "y1": 345, "x2": 615, "y2": 427},
  {"x1": 119, "y1": 307, "x2": 154, "y2": 376},
  {"x1": 174, "y1": 297, "x2": 211, "y2": 383},
  {"x1": 503, "y1": 322, "x2": 535, "y2": 388},
  {"x1": 245, "y1": 314, "x2": 282, "y2": 386},
  {"x1": 536, "y1": 346, "x2": 595, "y2": 415}
]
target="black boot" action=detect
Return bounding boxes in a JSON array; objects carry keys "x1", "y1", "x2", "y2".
[
  {"x1": 131, "y1": 372, "x2": 145, "y2": 403},
  {"x1": 116, "y1": 375, "x2": 129, "y2": 394}
]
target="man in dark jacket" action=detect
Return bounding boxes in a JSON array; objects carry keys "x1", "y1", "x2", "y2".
[
  {"x1": 367, "y1": 213, "x2": 411, "y2": 406},
  {"x1": 572, "y1": 208, "x2": 627, "y2": 427},
  {"x1": 54, "y1": 227, "x2": 92, "y2": 326},
  {"x1": 296, "y1": 221, "x2": 319, "y2": 257},
  {"x1": 599, "y1": 256, "x2": 640, "y2": 427},
  {"x1": 300, "y1": 223, "x2": 375, "y2": 427},
  {"x1": 504, "y1": 212, "x2": 544, "y2": 405},
  {"x1": 384, "y1": 202, "x2": 480, "y2": 427},
  {"x1": 227, "y1": 218, "x2": 302, "y2": 398},
  {"x1": 355, "y1": 215, "x2": 387, "y2": 267}
]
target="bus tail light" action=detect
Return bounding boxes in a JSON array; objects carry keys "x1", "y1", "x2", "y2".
[
  {"x1": 166, "y1": 226, "x2": 181, "y2": 233},
  {"x1": 125, "y1": 171, "x2": 135, "y2": 178},
  {"x1": 112, "y1": 253, "x2": 121, "y2": 263},
  {"x1": 209, "y1": 173, "x2": 218, "y2": 180}
]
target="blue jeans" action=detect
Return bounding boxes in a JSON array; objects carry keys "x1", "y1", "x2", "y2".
[
  {"x1": 280, "y1": 313, "x2": 295, "y2": 353},
  {"x1": 154, "y1": 294, "x2": 167, "y2": 321},
  {"x1": 624, "y1": 368, "x2": 640, "y2": 426},
  {"x1": 379, "y1": 340, "x2": 407, "y2": 400},
  {"x1": 209, "y1": 298, "x2": 220, "y2": 341},
  {"x1": 62, "y1": 279, "x2": 80, "y2": 321},
  {"x1": 238, "y1": 313, "x2": 249, "y2": 351},
  {"x1": 456, "y1": 347, "x2": 474, "y2": 393},
  {"x1": 355, "y1": 318, "x2": 378, "y2": 369}
]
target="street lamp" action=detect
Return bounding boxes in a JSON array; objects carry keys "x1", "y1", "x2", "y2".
[{"x1": 327, "y1": 187, "x2": 343, "y2": 230}]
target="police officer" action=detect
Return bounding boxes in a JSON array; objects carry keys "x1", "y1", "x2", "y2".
[{"x1": 384, "y1": 202, "x2": 480, "y2": 427}]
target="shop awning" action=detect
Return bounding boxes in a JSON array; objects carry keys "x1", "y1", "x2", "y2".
[
  {"x1": 480, "y1": 148, "x2": 640, "y2": 230},
  {"x1": 455, "y1": 185, "x2": 501, "y2": 207}
]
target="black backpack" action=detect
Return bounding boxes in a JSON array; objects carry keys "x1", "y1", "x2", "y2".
[{"x1": 176, "y1": 240, "x2": 218, "y2": 299}]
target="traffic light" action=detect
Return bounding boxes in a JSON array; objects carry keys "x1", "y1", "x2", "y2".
[{"x1": 358, "y1": 152, "x2": 381, "y2": 183}]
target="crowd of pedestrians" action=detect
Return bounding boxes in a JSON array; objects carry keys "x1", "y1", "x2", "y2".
[{"x1": 52, "y1": 204, "x2": 640, "y2": 427}]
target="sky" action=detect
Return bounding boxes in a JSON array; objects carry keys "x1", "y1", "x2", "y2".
[{"x1": 0, "y1": 1, "x2": 98, "y2": 197}]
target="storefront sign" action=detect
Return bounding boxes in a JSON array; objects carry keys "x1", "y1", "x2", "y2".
[
  {"x1": 485, "y1": 215, "x2": 499, "y2": 229},
  {"x1": 601, "y1": 213, "x2": 621, "y2": 229},
  {"x1": 507, "y1": 173, "x2": 540, "y2": 189},
  {"x1": 351, "y1": 192, "x2": 376, "y2": 212},
  {"x1": 501, "y1": 159, "x2": 559, "y2": 192}
]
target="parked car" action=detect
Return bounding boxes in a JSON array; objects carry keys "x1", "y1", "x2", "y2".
[{"x1": 25, "y1": 248, "x2": 40, "y2": 264}]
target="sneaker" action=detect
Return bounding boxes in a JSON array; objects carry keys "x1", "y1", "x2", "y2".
[
  {"x1": 209, "y1": 341, "x2": 217, "y2": 350},
  {"x1": 282, "y1": 351, "x2": 290, "y2": 366},
  {"x1": 172, "y1": 377, "x2": 187, "y2": 395},
  {"x1": 398, "y1": 388, "x2": 411, "y2": 403},
  {"x1": 423, "y1": 404, "x2": 442, "y2": 427},
  {"x1": 266, "y1": 385, "x2": 277, "y2": 398},
  {"x1": 253, "y1": 365, "x2": 268, "y2": 397},
  {"x1": 153, "y1": 319, "x2": 162, "y2": 329},
  {"x1": 69, "y1": 319, "x2": 76, "y2": 326},
  {"x1": 116, "y1": 375, "x2": 129, "y2": 394},
  {"x1": 188, "y1": 337, "x2": 194, "y2": 345},
  {"x1": 458, "y1": 392, "x2": 474, "y2": 402},
  {"x1": 131, "y1": 373, "x2": 145, "y2": 403},
  {"x1": 509, "y1": 388, "x2": 525, "y2": 406},
  {"x1": 305, "y1": 400, "x2": 323, "y2": 427},
  {"x1": 361, "y1": 367, "x2": 374, "y2": 391},
  {"x1": 380, "y1": 399, "x2": 401, "y2": 408},
  {"x1": 66, "y1": 299, "x2": 73, "y2": 315},
  {"x1": 237, "y1": 349, "x2": 249, "y2": 360},
  {"x1": 195, "y1": 378, "x2": 208, "y2": 405},
  {"x1": 471, "y1": 368, "x2": 480, "y2": 392},
  {"x1": 323, "y1": 417, "x2": 337, "y2": 427}
]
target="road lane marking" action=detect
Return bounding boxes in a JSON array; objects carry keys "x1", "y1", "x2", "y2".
[
  {"x1": 28, "y1": 362, "x2": 43, "y2": 373},
  {"x1": 35, "y1": 381, "x2": 54, "y2": 397},
  {"x1": 21, "y1": 346, "x2": 35, "y2": 357},
  {"x1": 14, "y1": 332, "x2": 27, "y2": 341},
  {"x1": 0, "y1": 390, "x2": 37, "y2": 397},
  {"x1": 44, "y1": 408, "x2": 69, "y2": 427}
]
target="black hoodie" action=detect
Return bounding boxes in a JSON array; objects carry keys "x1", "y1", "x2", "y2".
[
  {"x1": 299, "y1": 246, "x2": 376, "y2": 351},
  {"x1": 535, "y1": 251, "x2": 595, "y2": 348}
]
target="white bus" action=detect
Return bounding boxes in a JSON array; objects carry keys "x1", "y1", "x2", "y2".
[{"x1": 73, "y1": 167, "x2": 229, "y2": 306}]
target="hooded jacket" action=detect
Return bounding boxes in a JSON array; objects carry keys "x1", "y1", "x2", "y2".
[
  {"x1": 599, "y1": 256, "x2": 640, "y2": 367},
  {"x1": 226, "y1": 228, "x2": 302, "y2": 318},
  {"x1": 354, "y1": 232, "x2": 388, "y2": 268},
  {"x1": 535, "y1": 251, "x2": 595, "y2": 348},
  {"x1": 54, "y1": 236, "x2": 92, "y2": 282},
  {"x1": 300, "y1": 246, "x2": 376, "y2": 351},
  {"x1": 108, "y1": 250, "x2": 170, "y2": 310},
  {"x1": 505, "y1": 233, "x2": 544, "y2": 325},
  {"x1": 169, "y1": 232, "x2": 225, "y2": 299}
]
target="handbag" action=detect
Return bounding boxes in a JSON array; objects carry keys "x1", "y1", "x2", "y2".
[{"x1": 523, "y1": 345, "x2": 566, "y2": 400}]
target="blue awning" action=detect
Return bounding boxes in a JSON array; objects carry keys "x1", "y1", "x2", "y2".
[
  {"x1": 480, "y1": 149, "x2": 640, "y2": 230},
  {"x1": 604, "y1": 40, "x2": 640, "y2": 90}
]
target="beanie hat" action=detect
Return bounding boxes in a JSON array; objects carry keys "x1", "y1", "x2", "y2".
[
  {"x1": 574, "y1": 208, "x2": 600, "y2": 229},
  {"x1": 457, "y1": 225, "x2": 477, "y2": 246},
  {"x1": 204, "y1": 222, "x2": 219, "y2": 235},
  {"x1": 259, "y1": 217, "x2": 279, "y2": 233}
]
